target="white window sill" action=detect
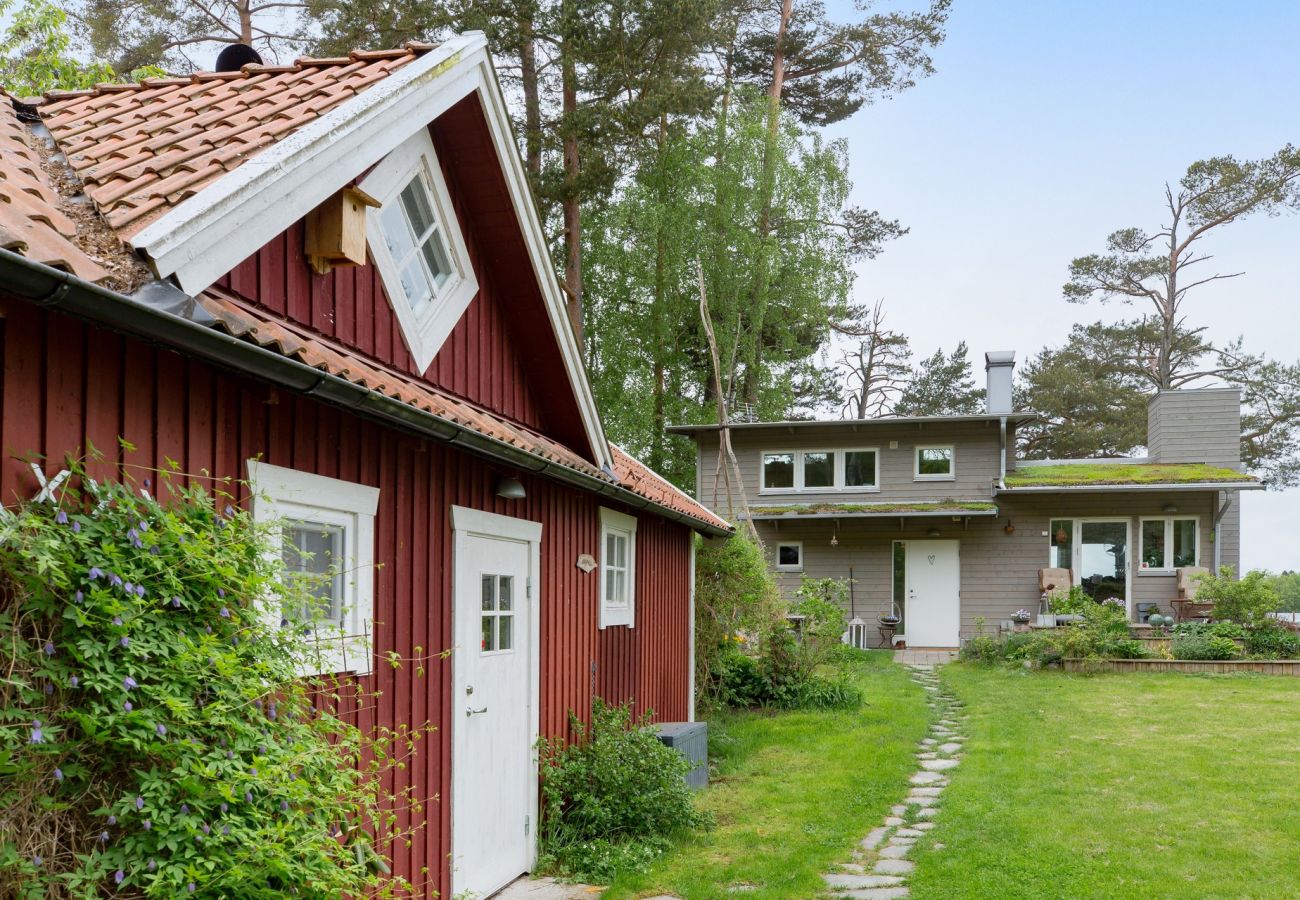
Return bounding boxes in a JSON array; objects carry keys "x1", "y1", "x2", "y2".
[
  {"x1": 776, "y1": 566, "x2": 805, "y2": 573},
  {"x1": 914, "y1": 475, "x2": 956, "y2": 482},
  {"x1": 1137, "y1": 569, "x2": 1180, "y2": 577}
]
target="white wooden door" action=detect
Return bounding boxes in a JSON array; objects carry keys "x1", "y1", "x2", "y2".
[
  {"x1": 451, "y1": 508, "x2": 540, "y2": 898},
  {"x1": 904, "y1": 540, "x2": 961, "y2": 647}
]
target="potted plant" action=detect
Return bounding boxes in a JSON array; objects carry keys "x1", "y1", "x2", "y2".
[{"x1": 1012, "y1": 608, "x2": 1032, "y2": 624}]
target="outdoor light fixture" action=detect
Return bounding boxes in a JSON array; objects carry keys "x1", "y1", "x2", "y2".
[
  {"x1": 926, "y1": 527, "x2": 941, "y2": 538},
  {"x1": 1162, "y1": 503, "x2": 1178, "y2": 514},
  {"x1": 1004, "y1": 520, "x2": 1016, "y2": 535},
  {"x1": 495, "y1": 476, "x2": 526, "y2": 500}
]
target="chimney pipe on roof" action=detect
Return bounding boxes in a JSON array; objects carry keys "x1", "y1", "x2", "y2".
[{"x1": 984, "y1": 351, "x2": 1015, "y2": 415}]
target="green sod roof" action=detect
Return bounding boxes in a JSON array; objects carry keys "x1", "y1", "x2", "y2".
[
  {"x1": 1003, "y1": 463, "x2": 1256, "y2": 488},
  {"x1": 747, "y1": 500, "x2": 998, "y2": 519}
]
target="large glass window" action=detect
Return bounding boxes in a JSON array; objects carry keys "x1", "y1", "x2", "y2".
[
  {"x1": 915, "y1": 446, "x2": 954, "y2": 479},
  {"x1": 1140, "y1": 518, "x2": 1198, "y2": 571},
  {"x1": 844, "y1": 450, "x2": 877, "y2": 488},
  {"x1": 1079, "y1": 521, "x2": 1128, "y2": 602},
  {"x1": 762, "y1": 452, "x2": 796, "y2": 490},
  {"x1": 802, "y1": 452, "x2": 835, "y2": 488}
]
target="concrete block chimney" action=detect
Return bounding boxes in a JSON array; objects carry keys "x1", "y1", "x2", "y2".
[{"x1": 984, "y1": 351, "x2": 1015, "y2": 415}]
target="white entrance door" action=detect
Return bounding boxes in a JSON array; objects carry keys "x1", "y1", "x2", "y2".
[
  {"x1": 450, "y1": 507, "x2": 541, "y2": 898},
  {"x1": 904, "y1": 540, "x2": 961, "y2": 647}
]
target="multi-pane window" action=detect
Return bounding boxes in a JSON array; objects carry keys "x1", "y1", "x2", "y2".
[
  {"x1": 379, "y1": 173, "x2": 455, "y2": 312},
  {"x1": 1050, "y1": 519, "x2": 1074, "y2": 569},
  {"x1": 776, "y1": 542, "x2": 803, "y2": 572},
  {"x1": 915, "y1": 446, "x2": 954, "y2": 479},
  {"x1": 1140, "y1": 518, "x2": 1199, "y2": 571},
  {"x1": 282, "y1": 521, "x2": 344, "y2": 626},
  {"x1": 760, "y1": 449, "x2": 879, "y2": 492},
  {"x1": 844, "y1": 450, "x2": 878, "y2": 488},
  {"x1": 599, "y1": 508, "x2": 637, "y2": 629},
  {"x1": 480, "y1": 574, "x2": 515, "y2": 652}
]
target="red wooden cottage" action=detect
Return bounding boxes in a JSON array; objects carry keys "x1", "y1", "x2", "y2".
[{"x1": 0, "y1": 33, "x2": 730, "y2": 897}]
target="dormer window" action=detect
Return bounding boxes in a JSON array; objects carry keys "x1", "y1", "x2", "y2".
[{"x1": 363, "y1": 128, "x2": 478, "y2": 373}]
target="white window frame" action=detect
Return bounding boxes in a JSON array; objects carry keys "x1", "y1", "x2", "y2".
[
  {"x1": 247, "y1": 460, "x2": 380, "y2": 677},
  {"x1": 361, "y1": 127, "x2": 479, "y2": 374},
  {"x1": 1138, "y1": 516, "x2": 1200, "y2": 574},
  {"x1": 599, "y1": 507, "x2": 638, "y2": 629},
  {"x1": 758, "y1": 448, "x2": 881, "y2": 494},
  {"x1": 839, "y1": 448, "x2": 881, "y2": 491},
  {"x1": 914, "y1": 444, "x2": 956, "y2": 481},
  {"x1": 775, "y1": 541, "x2": 804, "y2": 572}
]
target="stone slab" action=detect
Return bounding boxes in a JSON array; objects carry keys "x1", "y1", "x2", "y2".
[
  {"x1": 873, "y1": 859, "x2": 916, "y2": 876},
  {"x1": 861, "y1": 827, "x2": 889, "y2": 850},
  {"x1": 921, "y1": 758, "x2": 960, "y2": 771}
]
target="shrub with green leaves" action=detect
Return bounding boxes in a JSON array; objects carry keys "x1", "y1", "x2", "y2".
[
  {"x1": 1171, "y1": 632, "x2": 1239, "y2": 661},
  {"x1": 694, "y1": 535, "x2": 780, "y2": 710},
  {"x1": 537, "y1": 700, "x2": 708, "y2": 882},
  {"x1": 1194, "y1": 568, "x2": 1281, "y2": 625},
  {"x1": 0, "y1": 463, "x2": 413, "y2": 897},
  {"x1": 1243, "y1": 621, "x2": 1300, "y2": 659}
]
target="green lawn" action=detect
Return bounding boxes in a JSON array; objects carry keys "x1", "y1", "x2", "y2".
[
  {"x1": 601, "y1": 651, "x2": 929, "y2": 899},
  {"x1": 909, "y1": 666, "x2": 1300, "y2": 899}
]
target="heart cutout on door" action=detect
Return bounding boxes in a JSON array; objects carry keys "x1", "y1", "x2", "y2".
[{"x1": 927, "y1": 554, "x2": 936, "y2": 565}]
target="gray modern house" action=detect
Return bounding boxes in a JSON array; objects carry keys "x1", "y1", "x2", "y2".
[{"x1": 669, "y1": 354, "x2": 1263, "y2": 648}]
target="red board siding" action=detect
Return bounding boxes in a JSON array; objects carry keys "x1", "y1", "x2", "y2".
[{"x1": 0, "y1": 300, "x2": 692, "y2": 897}]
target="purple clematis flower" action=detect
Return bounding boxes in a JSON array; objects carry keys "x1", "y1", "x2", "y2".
[
  {"x1": 220, "y1": 802, "x2": 228, "y2": 813},
  {"x1": 180, "y1": 803, "x2": 189, "y2": 815},
  {"x1": 29, "y1": 720, "x2": 43, "y2": 744},
  {"x1": 142, "y1": 820, "x2": 151, "y2": 830},
  {"x1": 120, "y1": 636, "x2": 130, "y2": 648},
  {"x1": 44, "y1": 683, "x2": 54, "y2": 696},
  {"x1": 280, "y1": 800, "x2": 289, "y2": 812},
  {"x1": 138, "y1": 520, "x2": 148, "y2": 532},
  {"x1": 112, "y1": 616, "x2": 123, "y2": 627},
  {"x1": 187, "y1": 883, "x2": 196, "y2": 893},
  {"x1": 43, "y1": 641, "x2": 54, "y2": 656},
  {"x1": 222, "y1": 824, "x2": 230, "y2": 836},
  {"x1": 54, "y1": 767, "x2": 63, "y2": 782},
  {"x1": 172, "y1": 597, "x2": 182, "y2": 608},
  {"x1": 107, "y1": 815, "x2": 116, "y2": 825},
  {"x1": 69, "y1": 675, "x2": 78, "y2": 688},
  {"x1": 114, "y1": 869, "x2": 124, "y2": 885},
  {"x1": 74, "y1": 590, "x2": 83, "y2": 603},
  {"x1": 226, "y1": 750, "x2": 233, "y2": 759},
  {"x1": 99, "y1": 831, "x2": 109, "y2": 843},
  {"x1": 136, "y1": 795, "x2": 144, "y2": 810},
  {"x1": 201, "y1": 823, "x2": 210, "y2": 835},
  {"x1": 109, "y1": 573, "x2": 123, "y2": 588},
  {"x1": 72, "y1": 521, "x2": 81, "y2": 533},
  {"x1": 33, "y1": 856, "x2": 41, "y2": 866},
  {"x1": 123, "y1": 676, "x2": 138, "y2": 690},
  {"x1": 123, "y1": 701, "x2": 132, "y2": 712},
  {"x1": 123, "y1": 582, "x2": 134, "y2": 594},
  {"x1": 55, "y1": 510, "x2": 68, "y2": 525},
  {"x1": 218, "y1": 587, "x2": 226, "y2": 598},
  {"x1": 135, "y1": 585, "x2": 145, "y2": 597},
  {"x1": 89, "y1": 567, "x2": 104, "y2": 580},
  {"x1": 147, "y1": 859, "x2": 156, "y2": 871},
  {"x1": 155, "y1": 723, "x2": 166, "y2": 737},
  {"x1": 219, "y1": 607, "x2": 230, "y2": 619},
  {"x1": 244, "y1": 791, "x2": 253, "y2": 803}
]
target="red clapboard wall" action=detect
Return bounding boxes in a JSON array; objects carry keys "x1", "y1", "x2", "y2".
[{"x1": 0, "y1": 298, "x2": 693, "y2": 897}]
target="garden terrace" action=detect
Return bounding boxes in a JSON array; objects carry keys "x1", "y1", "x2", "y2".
[{"x1": 1002, "y1": 462, "x2": 1260, "y2": 490}]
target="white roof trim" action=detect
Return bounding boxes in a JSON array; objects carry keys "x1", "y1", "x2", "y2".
[
  {"x1": 127, "y1": 31, "x2": 612, "y2": 471},
  {"x1": 999, "y1": 482, "x2": 1264, "y2": 493}
]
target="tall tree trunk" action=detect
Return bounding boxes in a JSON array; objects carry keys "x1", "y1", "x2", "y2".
[
  {"x1": 519, "y1": 7, "x2": 543, "y2": 177},
  {"x1": 739, "y1": 0, "x2": 792, "y2": 405},
  {"x1": 649, "y1": 114, "x2": 669, "y2": 471},
  {"x1": 560, "y1": 0, "x2": 583, "y2": 342},
  {"x1": 237, "y1": 0, "x2": 253, "y2": 43}
]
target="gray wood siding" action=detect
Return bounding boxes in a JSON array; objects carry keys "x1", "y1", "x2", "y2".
[
  {"x1": 756, "y1": 489, "x2": 1233, "y2": 644},
  {"x1": 693, "y1": 421, "x2": 1003, "y2": 511},
  {"x1": 1147, "y1": 389, "x2": 1242, "y2": 469}
]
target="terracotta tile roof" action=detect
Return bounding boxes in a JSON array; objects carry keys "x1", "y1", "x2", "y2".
[
  {"x1": 0, "y1": 99, "x2": 108, "y2": 282},
  {"x1": 198, "y1": 291, "x2": 730, "y2": 532},
  {"x1": 611, "y1": 444, "x2": 731, "y2": 532},
  {"x1": 38, "y1": 45, "x2": 437, "y2": 238}
]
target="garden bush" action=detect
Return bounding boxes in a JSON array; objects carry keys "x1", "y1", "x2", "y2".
[
  {"x1": 537, "y1": 700, "x2": 708, "y2": 882},
  {"x1": 0, "y1": 462, "x2": 413, "y2": 898},
  {"x1": 1172, "y1": 621, "x2": 1245, "y2": 641},
  {"x1": 1171, "y1": 632, "x2": 1240, "y2": 661},
  {"x1": 1243, "y1": 621, "x2": 1300, "y2": 659},
  {"x1": 1193, "y1": 568, "x2": 1281, "y2": 625},
  {"x1": 694, "y1": 535, "x2": 780, "y2": 710}
]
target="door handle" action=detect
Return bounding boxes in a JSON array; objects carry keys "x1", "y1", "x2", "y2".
[{"x1": 466, "y1": 705, "x2": 488, "y2": 716}]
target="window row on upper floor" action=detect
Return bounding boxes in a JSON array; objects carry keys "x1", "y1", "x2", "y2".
[{"x1": 759, "y1": 445, "x2": 955, "y2": 493}]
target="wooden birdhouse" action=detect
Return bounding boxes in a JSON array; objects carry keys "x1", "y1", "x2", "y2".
[{"x1": 305, "y1": 186, "x2": 381, "y2": 275}]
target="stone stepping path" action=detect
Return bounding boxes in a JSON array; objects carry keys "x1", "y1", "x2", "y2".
[{"x1": 819, "y1": 664, "x2": 965, "y2": 898}]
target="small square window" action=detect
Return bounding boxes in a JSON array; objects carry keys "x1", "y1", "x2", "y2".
[
  {"x1": 803, "y1": 452, "x2": 835, "y2": 489},
  {"x1": 599, "y1": 508, "x2": 638, "y2": 629},
  {"x1": 282, "y1": 521, "x2": 344, "y2": 625},
  {"x1": 762, "y1": 452, "x2": 795, "y2": 490},
  {"x1": 1140, "y1": 517, "x2": 1198, "y2": 571},
  {"x1": 776, "y1": 542, "x2": 803, "y2": 572},
  {"x1": 916, "y1": 446, "x2": 954, "y2": 479}
]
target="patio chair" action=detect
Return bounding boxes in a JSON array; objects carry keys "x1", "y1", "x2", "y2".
[
  {"x1": 1037, "y1": 568, "x2": 1083, "y2": 626},
  {"x1": 1173, "y1": 566, "x2": 1214, "y2": 623}
]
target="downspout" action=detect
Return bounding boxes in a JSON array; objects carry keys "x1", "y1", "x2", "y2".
[
  {"x1": 997, "y1": 416, "x2": 1008, "y2": 492},
  {"x1": 688, "y1": 536, "x2": 697, "y2": 723},
  {"x1": 0, "y1": 249, "x2": 733, "y2": 537}
]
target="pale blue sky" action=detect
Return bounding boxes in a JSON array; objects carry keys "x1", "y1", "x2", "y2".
[{"x1": 824, "y1": 0, "x2": 1300, "y2": 570}]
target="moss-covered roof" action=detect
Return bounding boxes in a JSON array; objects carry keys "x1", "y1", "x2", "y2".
[
  {"x1": 1003, "y1": 463, "x2": 1257, "y2": 489},
  {"x1": 747, "y1": 500, "x2": 998, "y2": 519}
]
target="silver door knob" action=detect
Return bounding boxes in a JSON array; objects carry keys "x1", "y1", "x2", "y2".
[{"x1": 466, "y1": 706, "x2": 488, "y2": 716}]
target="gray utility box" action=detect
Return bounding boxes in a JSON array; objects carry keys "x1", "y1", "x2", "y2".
[{"x1": 655, "y1": 721, "x2": 708, "y2": 790}]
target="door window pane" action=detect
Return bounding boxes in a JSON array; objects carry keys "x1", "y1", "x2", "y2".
[
  {"x1": 481, "y1": 615, "x2": 494, "y2": 651},
  {"x1": 498, "y1": 614, "x2": 513, "y2": 651},
  {"x1": 917, "y1": 447, "x2": 953, "y2": 476},
  {"x1": 844, "y1": 451, "x2": 876, "y2": 487},
  {"x1": 481, "y1": 574, "x2": 494, "y2": 610},
  {"x1": 1050, "y1": 520, "x2": 1074, "y2": 570},
  {"x1": 803, "y1": 452, "x2": 835, "y2": 488},
  {"x1": 479, "y1": 574, "x2": 517, "y2": 653},
  {"x1": 498, "y1": 575, "x2": 513, "y2": 611},
  {"x1": 762, "y1": 452, "x2": 795, "y2": 489},
  {"x1": 1079, "y1": 521, "x2": 1127, "y2": 602},
  {"x1": 1141, "y1": 520, "x2": 1166, "y2": 569},
  {"x1": 1172, "y1": 519, "x2": 1197, "y2": 567}
]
